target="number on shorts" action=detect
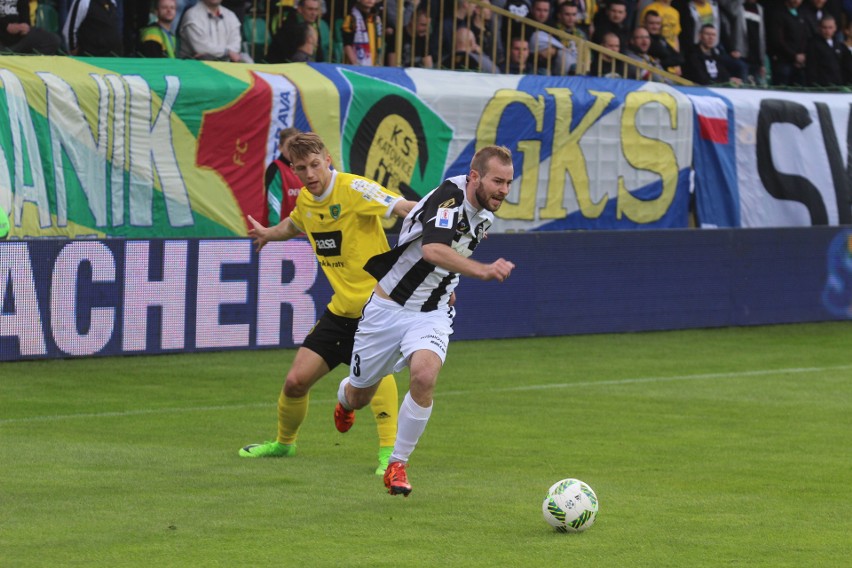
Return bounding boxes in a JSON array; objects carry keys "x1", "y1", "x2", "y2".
[{"x1": 353, "y1": 354, "x2": 361, "y2": 377}]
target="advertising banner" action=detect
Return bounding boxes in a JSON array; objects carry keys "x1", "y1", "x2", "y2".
[
  {"x1": 0, "y1": 238, "x2": 330, "y2": 361},
  {"x1": 1, "y1": 58, "x2": 695, "y2": 238},
  {"x1": 2, "y1": 229, "x2": 846, "y2": 361}
]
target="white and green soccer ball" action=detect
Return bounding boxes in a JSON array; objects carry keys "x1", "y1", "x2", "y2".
[{"x1": 542, "y1": 478, "x2": 598, "y2": 533}]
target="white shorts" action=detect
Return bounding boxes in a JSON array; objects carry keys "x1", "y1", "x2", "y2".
[{"x1": 349, "y1": 294, "x2": 455, "y2": 389}]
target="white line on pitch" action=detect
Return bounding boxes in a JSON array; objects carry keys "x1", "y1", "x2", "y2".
[
  {"x1": 2, "y1": 364, "x2": 850, "y2": 425},
  {"x1": 441, "y1": 364, "x2": 852, "y2": 395},
  {"x1": 0, "y1": 402, "x2": 271, "y2": 425}
]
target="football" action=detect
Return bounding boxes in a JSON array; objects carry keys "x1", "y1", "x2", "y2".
[{"x1": 542, "y1": 478, "x2": 599, "y2": 533}]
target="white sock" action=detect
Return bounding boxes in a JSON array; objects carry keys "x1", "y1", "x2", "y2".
[
  {"x1": 391, "y1": 391, "x2": 432, "y2": 464},
  {"x1": 337, "y1": 377, "x2": 351, "y2": 410}
]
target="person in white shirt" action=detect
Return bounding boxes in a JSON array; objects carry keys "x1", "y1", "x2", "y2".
[{"x1": 178, "y1": 0, "x2": 252, "y2": 62}]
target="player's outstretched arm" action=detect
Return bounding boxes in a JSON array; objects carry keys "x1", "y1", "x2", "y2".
[
  {"x1": 247, "y1": 215, "x2": 301, "y2": 252},
  {"x1": 422, "y1": 242, "x2": 515, "y2": 282},
  {"x1": 392, "y1": 199, "x2": 418, "y2": 218}
]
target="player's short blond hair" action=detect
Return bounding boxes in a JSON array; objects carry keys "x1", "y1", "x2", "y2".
[
  {"x1": 471, "y1": 145, "x2": 513, "y2": 176},
  {"x1": 278, "y1": 127, "x2": 301, "y2": 147},
  {"x1": 288, "y1": 132, "x2": 327, "y2": 161}
]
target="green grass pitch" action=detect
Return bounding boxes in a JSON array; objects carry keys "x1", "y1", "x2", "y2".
[{"x1": 2, "y1": 322, "x2": 851, "y2": 567}]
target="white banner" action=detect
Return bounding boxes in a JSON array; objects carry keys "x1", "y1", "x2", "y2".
[{"x1": 716, "y1": 89, "x2": 852, "y2": 227}]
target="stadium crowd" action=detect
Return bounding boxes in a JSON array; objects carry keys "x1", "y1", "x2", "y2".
[{"x1": 4, "y1": 0, "x2": 852, "y2": 86}]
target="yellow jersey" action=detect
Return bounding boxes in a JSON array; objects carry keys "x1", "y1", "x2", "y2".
[{"x1": 289, "y1": 170, "x2": 401, "y2": 318}]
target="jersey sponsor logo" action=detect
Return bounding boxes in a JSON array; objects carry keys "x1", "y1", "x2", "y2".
[
  {"x1": 475, "y1": 223, "x2": 486, "y2": 241},
  {"x1": 436, "y1": 207, "x2": 453, "y2": 228},
  {"x1": 312, "y1": 230, "x2": 343, "y2": 256},
  {"x1": 320, "y1": 258, "x2": 345, "y2": 268},
  {"x1": 351, "y1": 178, "x2": 393, "y2": 204}
]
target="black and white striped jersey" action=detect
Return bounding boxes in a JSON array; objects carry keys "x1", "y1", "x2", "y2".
[{"x1": 364, "y1": 175, "x2": 494, "y2": 312}]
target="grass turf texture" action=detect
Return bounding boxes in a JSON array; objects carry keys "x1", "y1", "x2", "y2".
[{"x1": 2, "y1": 322, "x2": 850, "y2": 567}]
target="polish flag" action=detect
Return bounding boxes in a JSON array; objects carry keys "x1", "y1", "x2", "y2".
[{"x1": 689, "y1": 95, "x2": 729, "y2": 144}]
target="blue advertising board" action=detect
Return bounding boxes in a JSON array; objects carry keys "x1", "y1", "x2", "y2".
[{"x1": 2, "y1": 229, "x2": 849, "y2": 361}]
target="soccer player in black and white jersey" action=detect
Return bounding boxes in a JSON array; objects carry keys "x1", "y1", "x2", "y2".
[{"x1": 333, "y1": 145, "x2": 516, "y2": 496}]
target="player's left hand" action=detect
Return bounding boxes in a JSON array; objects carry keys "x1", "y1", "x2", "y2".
[{"x1": 247, "y1": 215, "x2": 269, "y2": 252}]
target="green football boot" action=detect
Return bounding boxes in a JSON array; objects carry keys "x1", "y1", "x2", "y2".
[
  {"x1": 375, "y1": 446, "x2": 393, "y2": 476},
  {"x1": 239, "y1": 441, "x2": 296, "y2": 458}
]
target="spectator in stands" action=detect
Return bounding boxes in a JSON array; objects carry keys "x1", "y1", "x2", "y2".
[
  {"x1": 179, "y1": 0, "x2": 251, "y2": 61},
  {"x1": 592, "y1": 0, "x2": 629, "y2": 52},
  {"x1": 626, "y1": 24, "x2": 669, "y2": 80},
  {"x1": 265, "y1": 127, "x2": 303, "y2": 226},
  {"x1": 139, "y1": 0, "x2": 178, "y2": 58},
  {"x1": 268, "y1": 0, "x2": 330, "y2": 63},
  {"x1": 767, "y1": 0, "x2": 810, "y2": 85},
  {"x1": 506, "y1": 35, "x2": 533, "y2": 73},
  {"x1": 678, "y1": 0, "x2": 720, "y2": 57},
  {"x1": 739, "y1": 0, "x2": 767, "y2": 84},
  {"x1": 0, "y1": 0, "x2": 61, "y2": 54},
  {"x1": 471, "y1": 0, "x2": 504, "y2": 66},
  {"x1": 555, "y1": 1, "x2": 586, "y2": 73},
  {"x1": 387, "y1": 3, "x2": 435, "y2": 67},
  {"x1": 528, "y1": 0, "x2": 572, "y2": 74},
  {"x1": 442, "y1": 25, "x2": 498, "y2": 71},
  {"x1": 590, "y1": 30, "x2": 628, "y2": 75},
  {"x1": 342, "y1": 0, "x2": 383, "y2": 65},
  {"x1": 63, "y1": 0, "x2": 123, "y2": 56},
  {"x1": 685, "y1": 22, "x2": 741, "y2": 83},
  {"x1": 286, "y1": 22, "x2": 319, "y2": 62},
  {"x1": 530, "y1": 0, "x2": 557, "y2": 30},
  {"x1": 592, "y1": 0, "x2": 627, "y2": 32},
  {"x1": 556, "y1": 1, "x2": 588, "y2": 41},
  {"x1": 640, "y1": 0, "x2": 680, "y2": 52},
  {"x1": 805, "y1": 15, "x2": 844, "y2": 85},
  {"x1": 680, "y1": 0, "x2": 748, "y2": 79},
  {"x1": 801, "y1": 0, "x2": 841, "y2": 38},
  {"x1": 645, "y1": 9, "x2": 684, "y2": 73}
]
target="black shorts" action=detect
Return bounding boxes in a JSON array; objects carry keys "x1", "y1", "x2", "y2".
[{"x1": 301, "y1": 309, "x2": 359, "y2": 370}]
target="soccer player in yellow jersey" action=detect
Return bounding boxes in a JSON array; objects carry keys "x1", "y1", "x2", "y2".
[{"x1": 239, "y1": 133, "x2": 415, "y2": 474}]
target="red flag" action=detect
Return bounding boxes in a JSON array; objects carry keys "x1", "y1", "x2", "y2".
[{"x1": 196, "y1": 76, "x2": 272, "y2": 231}]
